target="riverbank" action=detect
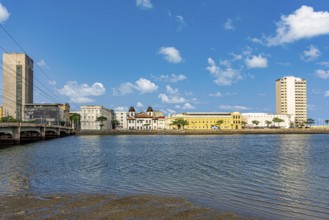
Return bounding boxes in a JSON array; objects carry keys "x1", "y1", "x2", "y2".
[
  {"x1": 77, "y1": 127, "x2": 329, "y2": 135},
  {"x1": 0, "y1": 194, "x2": 246, "y2": 220}
]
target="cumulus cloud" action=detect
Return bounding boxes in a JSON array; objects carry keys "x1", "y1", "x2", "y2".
[
  {"x1": 255, "y1": 5, "x2": 329, "y2": 46},
  {"x1": 159, "y1": 47, "x2": 183, "y2": 63},
  {"x1": 175, "y1": 103, "x2": 195, "y2": 110},
  {"x1": 166, "y1": 85, "x2": 179, "y2": 95},
  {"x1": 301, "y1": 45, "x2": 321, "y2": 62},
  {"x1": 223, "y1": 18, "x2": 235, "y2": 31},
  {"x1": 166, "y1": 109, "x2": 176, "y2": 114},
  {"x1": 207, "y1": 57, "x2": 242, "y2": 86},
  {"x1": 245, "y1": 55, "x2": 268, "y2": 68},
  {"x1": 158, "y1": 93, "x2": 186, "y2": 104},
  {"x1": 156, "y1": 74, "x2": 187, "y2": 83},
  {"x1": 325, "y1": 91, "x2": 329, "y2": 97},
  {"x1": 315, "y1": 69, "x2": 329, "y2": 79},
  {"x1": 114, "y1": 106, "x2": 128, "y2": 111},
  {"x1": 59, "y1": 81, "x2": 106, "y2": 103},
  {"x1": 113, "y1": 78, "x2": 158, "y2": 95},
  {"x1": 0, "y1": 3, "x2": 9, "y2": 23},
  {"x1": 136, "y1": 0, "x2": 153, "y2": 9},
  {"x1": 209, "y1": 92, "x2": 223, "y2": 97},
  {"x1": 136, "y1": 102, "x2": 144, "y2": 108},
  {"x1": 219, "y1": 105, "x2": 251, "y2": 111},
  {"x1": 36, "y1": 59, "x2": 48, "y2": 68}
]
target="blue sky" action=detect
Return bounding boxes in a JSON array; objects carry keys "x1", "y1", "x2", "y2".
[{"x1": 0, "y1": 0, "x2": 329, "y2": 122}]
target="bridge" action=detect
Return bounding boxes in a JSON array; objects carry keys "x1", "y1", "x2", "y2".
[{"x1": 0, "y1": 123, "x2": 75, "y2": 145}]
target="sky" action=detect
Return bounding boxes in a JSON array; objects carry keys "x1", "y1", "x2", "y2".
[{"x1": 0, "y1": 0, "x2": 329, "y2": 123}]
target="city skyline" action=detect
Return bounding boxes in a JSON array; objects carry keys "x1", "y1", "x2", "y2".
[{"x1": 0, "y1": 1, "x2": 329, "y2": 123}]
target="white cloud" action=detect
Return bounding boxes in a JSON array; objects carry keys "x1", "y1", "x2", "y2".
[
  {"x1": 114, "y1": 106, "x2": 128, "y2": 111},
  {"x1": 223, "y1": 18, "x2": 235, "y2": 30},
  {"x1": 301, "y1": 45, "x2": 321, "y2": 62},
  {"x1": 136, "y1": 102, "x2": 144, "y2": 108},
  {"x1": 176, "y1": 15, "x2": 186, "y2": 31},
  {"x1": 135, "y1": 78, "x2": 158, "y2": 94},
  {"x1": 325, "y1": 91, "x2": 329, "y2": 97},
  {"x1": 36, "y1": 59, "x2": 48, "y2": 67},
  {"x1": 157, "y1": 74, "x2": 187, "y2": 83},
  {"x1": 59, "y1": 81, "x2": 106, "y2": 103},
  {"x1": 158, "y1": 93, "x2": 186, "y2": 104},
  {"x1": 166, "y1": 108, "x2": 176, "y2": 114},
  {"x1": 159, "y1": 47, "x2": 183, "y2": 63},
  {"x1": 207, "y1": 57, "x2": 242, "y2": 86},
  {"x1": 209, "y1": 92, "x2": 223, "y2": 97},
  {"x1": 315, "y1": 69, "x2": 329, "y2": 79},
  {"x1": 49, "y1": 80, "x2": 57, "y2": 86},
  {"x1": 0, "y1": 3, "x2": 9, "y2": 23},
  {"x1": 259, "y1": 5, "x2": 329, "y2": 46},
  {"x1": 182, "y1": 103, "x2": 195, "y2": 110},
  {"x1": 219, "y1": 105, "x2": 251, "y2": 111},
  {"x1": 318, "y1": 61, "x2": 329, "y2": 67},
  {"x1": 136, "y1": 0, "x2": 153, "y2": 9},
  {"x1": 113, "y1": 78, "x2": 158, "y2": 95},
  {"x1": 166, "y1": 85, "x2": 179, "y2": 95},
  {"x1": 245, "y1": 55, "x2": 268, "y2": 68}
]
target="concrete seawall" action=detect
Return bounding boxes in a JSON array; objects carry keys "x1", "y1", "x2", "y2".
[{"x1": 77, "y1": 128, "x2": 329, "y2": 135}]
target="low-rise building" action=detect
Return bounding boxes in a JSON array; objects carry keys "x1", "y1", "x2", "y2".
[
  {"x1": 167, "y1": 112, "x2": 242, "y2": 130},
  {"x1": 24, "y1": 103, "x2": 70, "y2": 126},
  {"x1": 242, "y1": 113, "x2": 292, "y2": 128},
  {"x1": 80, "y1": 105, "x2": 113, "y2": 130},
  {"x1": 127, "y1": 106, "x2": 165, "y2": 130}
]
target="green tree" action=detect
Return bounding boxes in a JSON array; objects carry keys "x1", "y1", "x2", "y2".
[
  {"x1": 325, "y1": 119, "x2": 329, "y2": 126},
  {"x1": 265, "y1": 120, "x2": 272, "y2": 127},
  {"x1": 96, "y1": 116, "x2": 108, "y2": 130},
  {"x1": 213, "y1": 119, "x2": 223, "y2": 129},
  {"x1": 241, "y1": 121, "x2": 247, "y2": 128},
  {"x1": 305, "y1": 118, "x2": 315, "y2": 127},
  {"x1": 171, "y1": 118, "x2": 189, "y2": 130},
  {"x1": 272, "y1": 117, "x2": 284, "y2": 128},
  {"x1": 111, "y1": 119, "x2": 120, "y2": 129},
  {"x1": 0, "y1": 116, "x2": 16, "y2": 122},
  {"x1": 70, "y1": 113, "x2": 81, "y2": 129},
  {"x1": 252, "y1": 120, "x2": 260, "y2": 127}
]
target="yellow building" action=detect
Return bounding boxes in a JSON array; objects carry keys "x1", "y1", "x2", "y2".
[
  {"x1": 167, "y1": 112, "x2": 242, "y2": 130},
  {"x1": 0, "y1": 105, "x2": 3, "y2": 118}
]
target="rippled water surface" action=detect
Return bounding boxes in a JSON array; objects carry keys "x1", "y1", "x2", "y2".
[{"x1": 0, "y1": 135, "x2": 329, "y2": 219}]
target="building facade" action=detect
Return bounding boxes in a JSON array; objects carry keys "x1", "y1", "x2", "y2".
[
  {"x1": 2, "y1": 53, "x2": 34, "y2": 121},
  {"x1": 276, "y1": 76, "x2": 307, "y2": 125},
  {"x1": 127, "y1": 106, "x2": 165, "y2": 130},
  {"x1": 167, "y1": 112, "x2": 242, "y2": 130},
  {"x1": 24, "y1": 103, "x2": 70, "y2": 126},
  {"x1": 115, "y1": 111, "x2": 128, "y2": 129},
  {"x1": 242, "y1": 113, "x2": 292, "y2": 128},
  {"x1": 80, "y1": 105, "x2": 113, "y2": 130}
]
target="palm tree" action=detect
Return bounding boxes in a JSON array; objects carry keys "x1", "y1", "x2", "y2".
[
  {"x1": 96, "y1": 116, "x2": 108, "y2": 130},
  {"x1": 214, "y1": 119, "x2": 223, "y2": 129},
  {"x1": 305, "y1": 118, "x2": 315, "y2": 128},
  {"x1": 272, "y1": 117, "x2": 284, "y2": 128},
  {"x1": 325, "y1": 119, "x2": 329, "y2": 126},
  {"x1": 70, "y1": 113, "x2": 81, "y2": 129},
  {"x1": 252, "y1": 120, "x2": 260, "y2": 127},
  {"x1": 171, "y1": 118, "x2": 189, "y2": 130},
  {"x1": 265, "y1": 120, "x2": 272, "y2": 128}
]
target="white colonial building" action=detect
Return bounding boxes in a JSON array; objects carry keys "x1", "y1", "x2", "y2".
[
  {"x1": 80, "y1": 105, "x2": 114, "y2": 130},
  {"x1": 242, "y1": 113, "x2": 292, "y2": 128},
  {"x1": 127, "y1": 106, "x2": 166, "y2": 130}
]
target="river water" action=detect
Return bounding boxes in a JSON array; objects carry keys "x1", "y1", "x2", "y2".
[{"x1": 0, "y1": 134, "x2": 328, "y2": 219}]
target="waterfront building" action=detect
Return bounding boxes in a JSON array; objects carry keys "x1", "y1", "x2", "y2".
[
  {"x1": 115, "y1": 111, "x2": 128, "y2": 129},
  {"x1": 127, "y1": 106, "x2": 165, "y2": 130},
  {"x1": 242, "y1": 113, "x2": 292, "y2": 128},
  {"x1": 167, "y1": 112, "x2": 242, "y2": 130},
  {"x1": 276, "y1": 76, "x2": 307, "y2": 125},
  {"x1": 2, "y1": 53, "x2": 34, "y2": 121},
  {"x1": 24, "y1": 103, "x2": 70, "y2": 126},
  {"x1": 80, "y1": 105, "x2": 113, "y2": 130}
]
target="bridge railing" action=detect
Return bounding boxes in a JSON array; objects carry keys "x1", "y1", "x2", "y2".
[{"x1": 0, "y1": 122, "x2": 73, "y2": 129}]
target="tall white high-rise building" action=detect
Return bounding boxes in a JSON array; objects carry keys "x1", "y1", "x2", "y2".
[
  {"x1": 276, "y1": 76, "x2": 307, "y2": 125},
  {"x1": 2, "y1": 53, "x2": 34, "y2": 120}
]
